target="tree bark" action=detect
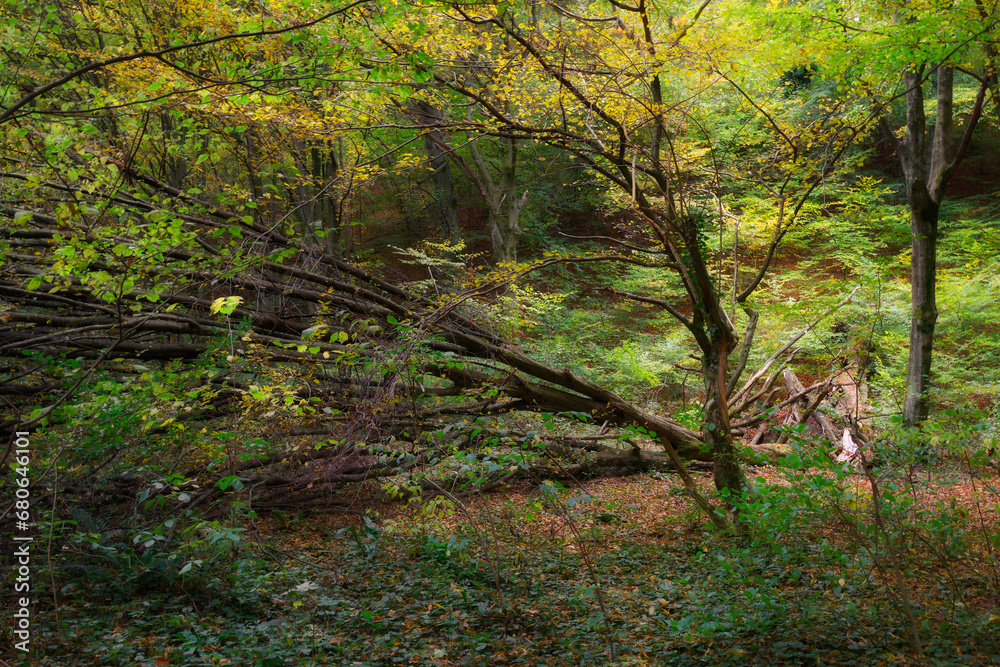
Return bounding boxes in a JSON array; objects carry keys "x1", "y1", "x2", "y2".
[
  {"x1": 415, "y1": 101, "x2": 463, "y2": 248},
  {"x1": 887, "y1": 65, "x2": 987, "y2": 426},
  {"x1": 291, "y1": 138, "x2": 347, "y2": 259},
  {"x1": 158, "y1": 112, "x2": 189, "y2": 190},
  {"x1": 470, "y1": 135, "x2": 525, "y2": 263},
  {"x1": 704, "y1": 337, "x2": 749, "y2": 501},
  {"x1": 903, "y1": 183, "x2": 939, "y2": 425}
]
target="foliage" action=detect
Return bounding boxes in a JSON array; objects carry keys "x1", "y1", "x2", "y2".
[
  {"x1": 3, "y1": 0, "x2": 1000, "y2": 664},
  {"x1": 29, "y1": 456, "x2": 1000, "y2": 665}
]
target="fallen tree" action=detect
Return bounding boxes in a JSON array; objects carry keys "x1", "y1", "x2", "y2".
[
  {"x1": 0, "y1": 153, "x2": 868, "y2": 534},
  {"x1": 1, "y1": 172, "x2": 728, "y2": 521},
  {"x1": 0, "y1": 1, "x2": 865, "y2": 534}
]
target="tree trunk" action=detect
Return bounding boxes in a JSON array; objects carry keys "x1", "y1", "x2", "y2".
[
  {"x1": 887, "y1": 64, "x2": 987, "y2": 426},
  {"x1": 703, "y1": 337, "x2": 749, "y2": 501},
  {"x1": 903, "y1": 184, "x2": 939, "y2": 426},
  {"x1": 318, "y1": 144, "x2": 347, "y2": 259},
  {"x1": 471, "y1": 136, "x2": 524, "y2": 263},
  {"x1": 416, "y1": 102, "x2": 463, "y2": 248},
  {"x1": 159, "y1": 112, "x2": 188, "y2": 190},
  {"x1": 291, "y1": 138, "x2": 346, "y2": 259},
  {"x1": 487, "y1": 182, "x2": 525, "y2": 264}
]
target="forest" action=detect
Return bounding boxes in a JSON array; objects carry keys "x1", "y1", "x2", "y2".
[{"x1": 1, "y1": 0, "x2": 999, "y2": 664}]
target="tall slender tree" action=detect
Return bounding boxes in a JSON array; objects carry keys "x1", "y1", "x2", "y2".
[
  {"x1": 716, "y1": 0, "x2": 997, "y2": 425},
  {"x1": 882, "y1": 65, "x2": 989, "y2": 426}
]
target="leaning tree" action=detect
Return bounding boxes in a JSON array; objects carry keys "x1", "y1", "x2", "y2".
[{"x1": 374, "y1": 0, "x2": 865, "y2": 505}]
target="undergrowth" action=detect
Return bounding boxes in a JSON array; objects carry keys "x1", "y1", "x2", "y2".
[{"x1": 21, "y1": 442, "x2": 1000, "y2": 666}]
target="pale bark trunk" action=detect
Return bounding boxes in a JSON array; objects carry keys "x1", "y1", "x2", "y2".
[{"x1": 471, "y1": 136, "x2": 524, "y2": 263}]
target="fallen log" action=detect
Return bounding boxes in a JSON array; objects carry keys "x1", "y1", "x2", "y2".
[{"x1": 776, "y1": 370, "x2": 838, "y2": 444}]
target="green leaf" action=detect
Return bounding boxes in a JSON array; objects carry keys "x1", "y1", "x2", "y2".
[{"x1": 210, "y1": 295, "x2": 243, "y2": 316}]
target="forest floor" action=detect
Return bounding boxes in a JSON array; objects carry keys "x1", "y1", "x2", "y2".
[
  {"x1": 21, "y1": 457, "x2": 1000, "y2": 667},
  {"x1": 14, "y1": 433, "x2": 1000, "y2": 667},
  {"x1": 34, "y1": 463, "x2": 994, "y2": 667}
]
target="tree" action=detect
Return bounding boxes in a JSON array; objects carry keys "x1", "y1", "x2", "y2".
[
  {"x1": 412, "y1": 100, "x2": 465, "y2": 249},
  {"x1": 373, "y1": 0, "x2": 860, "y2": 513},
  {"x1": 883, "y1": 66, "x2": 989, "y2": 426},
  {"x1": 0, "y1": 0, "x2": 723, "y2": 529},
  {"x1": 0, "y1": 0, "x2": 864, "y2": 535},
  {"x1": 469, "y1": 134, "x2": 527, "y2": 264},
  {"x1": 740, "y1": 0, "x2": 997, "y2": 425}
]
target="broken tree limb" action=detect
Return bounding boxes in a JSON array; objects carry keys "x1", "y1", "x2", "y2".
[
  {"x1": 731, "y1": 377, "x2": 826, "y2": 429},
  {"x1": 832, "y1": 366, "x2": 873, "y2": 438},
  {"x1": 726, "y1": 308, "x2": 760, "y2": 396},
  {"x1": 730, "y1": 364, "x2": 787, "y2": 418},
  {"x1": 775, "y1": 373, "x2": 835, "y2": 445},
  {"x1": 728, "y1": 285, "x2": 861, "y2": 409},
  {"x1": 783, "y1": 369, "x2": 809, "y2": 423}
]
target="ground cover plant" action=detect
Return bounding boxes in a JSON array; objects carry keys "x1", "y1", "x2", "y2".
[{"x1": 27, "y1": 450, "x2": 1000, "y2": 666}]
